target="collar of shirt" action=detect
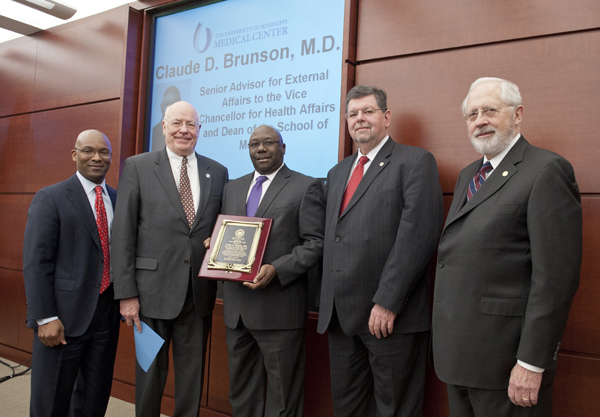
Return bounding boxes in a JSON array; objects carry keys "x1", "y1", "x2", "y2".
[
  {"x1": 75, "y1": 171, "x2": 114, "y2": 232},
  {"x1": 347, "y1": 135, "x2": 389, "y2": 184},
  {"x1": 484, "y1": 133, "x2": 521, "y2": 177},
  {"x1": 247, "y1": 163, "x2": 285, "y2": 203},
  {"x1": 166, "y1": 146, "x2": 201, "y2": 212},
  {"x1": 166, "y1": 146, "x2": 197, "y2": 174}
]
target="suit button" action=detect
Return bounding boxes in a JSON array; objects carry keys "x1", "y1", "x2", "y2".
[
  {"x1": 184, "y1": 260, "x2": 190, "y2": 264},
  {"x1": 438, "y1": 261, "x2": 444, "y2": 268},
  {"x1": 335, "y1": 237, "x2": 340, "y2": 243}
]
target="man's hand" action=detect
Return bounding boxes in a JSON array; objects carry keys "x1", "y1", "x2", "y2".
[
  {"x1": 120, "y1": 297, "x2": 142, "y2": 333},
  {"x1": 508, "y1": 362, "x2": 543, "y2": 407},
  {"x1": 368, "y1": 304, "x2": 397, "y2": 338},
  {"x1": 243, "y1": 264, "x2": 276, "y2": 290},
  {"x1": 38, "y1": 319, "x2": 66, "y2": 347},
  {"x1": 203, "y1": 237, "x2": 211, "y2": 248}
]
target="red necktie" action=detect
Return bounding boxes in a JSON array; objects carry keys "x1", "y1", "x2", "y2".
[
  {"x1": 340, "y1": 156, "x2": 369, "y2": 216},
  {"x1": 467, "y1": 161, "x2": 493, "y2": 201},
  {"x1": 95, "y1": 186, "x2": 111, "y2": 294}
]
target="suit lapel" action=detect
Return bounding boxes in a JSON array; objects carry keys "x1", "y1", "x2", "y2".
[
  {"x1": 255, "y1": 165, "x2": 291, "y2": 218},
  {"x1": 233, "y1": 173, "x2": 254, "y2": 216},
  {"x1": 154, "y1": 150, "x2": 190, "y2": 227},
  {"x1": 339, "y1": 138, "x2": 393, "y2": 219},
  {"x1": 192, "y1": 154, "x2": 213, "y2": 230},
  {"x1": 329, "y1": 156, "x2": 355, "y2": 220},
  {"x1": 445, "y1": 136, "x2": 528, "y2": 228},
  {"x1": 65, "y1": 175, "x2": 102, "y2": 250}
]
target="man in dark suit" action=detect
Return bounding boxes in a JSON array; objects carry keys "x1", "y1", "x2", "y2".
[
  {"x1": 23, "y1": 129, "x2": 119, "y2": 417},
  {"x1": 215, "y1": 125, "x2": 325, "y2": 417},
  {"x1": 432, "y1": 77, "x2": 582, "y2": 417},
  {"x1": 112, "y1": 101, "x2": 228, "y2": 417},
  {"x1": 318, "y1": 85, "x2": 444, "y2": 417}
]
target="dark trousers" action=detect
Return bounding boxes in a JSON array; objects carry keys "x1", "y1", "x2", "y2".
[
  {"x1": 135, "y1": 281, "x2": 211, "y2": 417},
  {"x1": 446, "y1": 382, "x2": 553, "y2": 417},
  {"x1": 226, "y1": 319, "x2": 305, "y2": 417},
  {"x1": 327, "y1": 308, "x2": 428, "y2": 417},
  {"x1": 30, "y1": 285, "x2": 120, "y2": 417}
]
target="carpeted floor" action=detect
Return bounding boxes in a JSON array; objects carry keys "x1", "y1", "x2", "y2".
[{"x1": 0, "y1": 357, "x2": 166, "y2": 416}]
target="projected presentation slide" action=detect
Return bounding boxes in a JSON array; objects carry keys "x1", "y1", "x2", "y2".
[{"x1": 148, "y1": 0, "x2": 345, "y2": 179}]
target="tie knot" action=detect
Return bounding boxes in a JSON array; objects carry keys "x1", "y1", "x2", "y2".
[
  {"x1": 255, "y1": 176, "x2": 268, "y2": 185},
  {"x1": 95, "y1": 185, "x2": 103, "y2": 197},
  {"x1": 182, "y1": 156, "x2": 188, "y2": 164},
  {"x1": 480, "y1": 161, "x2": 493, "y2": 175},
  {"x1": 358, "y1": 156, "x2": 369, "y2": 166}
]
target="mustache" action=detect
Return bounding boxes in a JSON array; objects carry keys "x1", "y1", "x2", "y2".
[{"x1": 474, "y1": 127, "x2": 496, "y2": 137}]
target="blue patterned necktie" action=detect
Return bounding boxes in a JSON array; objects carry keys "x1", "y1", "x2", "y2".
[
  {"x1": 246, "y1": 176, "x2": 268, "y2": 217},
  {"x1": 467, "y1": 161, "x2": 493, "y2": 201}
]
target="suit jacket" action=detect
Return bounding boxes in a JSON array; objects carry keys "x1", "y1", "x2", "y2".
[
  {"x1": 221, "y1": 165, "x2": 325, "y2": 330},
  {"x1": 23, "y1": 174, "x2": 117, "y2": 337},
  {"x1": 112, "y1": 149, "x2": 228, "y2": 319},
  {"x1": 432, "y1": 136, "x2": 582, "y2": 389},
  {"x1": 317, "y1": 138, "x2": 444, "y2": 336}
]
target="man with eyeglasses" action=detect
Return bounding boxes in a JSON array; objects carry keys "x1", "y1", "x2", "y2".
[
  {"x1": 209, "y1": 125, "x2": 325, "y2": 417},
  {"x1": 23, "y1": 129, "x2": 120, "y2": 416},
  {"x1": 432, "y1": 77, "x2": 582, "y2": 416},
  {"x1": 112, "y1": 101, "x2": 228, "y2": 416},
  {"x1": 317, "y1": 85, "x2": 444, "y2": 417}
]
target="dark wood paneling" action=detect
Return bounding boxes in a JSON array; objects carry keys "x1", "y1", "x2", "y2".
[
  {"x1": 0, "y1": 195, "x2": 33, "y2": 271},
  {"x1": 0, "y1": 269, "x2": 23, "y2": 347},
  {"x1": 356, "y1": 0, "x2": 600, "y2": 61},
  {"x1": 27, "y1": 101, "x2": 123, "y2": 193},
  {"x1": 206, "y1": 302, "x2": 232, "y2": 414},
  {"x1": 355, "y1": 30, "x2": 600, "y2": 193},
  {"x1": 554, "y1": 354, "x2": 600, "y2": 416},
  {"x1": 562, "y1": 196, "x2": 600, "y2": 356},
  {"x1": 32, "y1": 7, "x2": 129, "y2": 111},
  {"x1": 0, "y1": 114, "x2": 33, "y2": 194},
  {"x1": 0, "y1": 36, "x2": 37, "y2": 117}
]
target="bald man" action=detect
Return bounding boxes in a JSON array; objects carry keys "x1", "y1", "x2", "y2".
[
  {"x1": 113, "y1": 101, "x2": 228, "y2": 416},
  {"x1": 23, "y1": 130, "x2": 120, "y2": 417},
  {"x1": 151, "y1": 86, "x2": 181, "y2": 151}
]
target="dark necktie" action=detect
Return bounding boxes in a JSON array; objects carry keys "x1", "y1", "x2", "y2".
[
  {"x1": 94, "y1": 186, "x2": 111, "y2": 294},
  {"x1": 246, "y1": 176, "x2": 268, "y2": 217},
  {"x1": 467, "y1": 161, "x2": 493, "y2": 201},
  {"x1": 179, "y1": 156, "x2": 195, "y2": 227},
  {"x1": 340, "y1": 156, "x2": 369, "y2": 216}
]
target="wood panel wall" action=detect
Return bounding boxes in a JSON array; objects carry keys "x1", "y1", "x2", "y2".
[{"x1": 0, "y1": 1, "x2": 598, "y2": 416}]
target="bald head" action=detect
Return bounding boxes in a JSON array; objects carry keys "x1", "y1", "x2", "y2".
[
  {"x1": 162, "y1": 101, "x2": 200, "y2": 156},
  {"x1": 161, "y1": 86, "x2": 181, "y2": 117},
  {"x1": 72, "y1": 130, "x2": 112, "y2": 184}
]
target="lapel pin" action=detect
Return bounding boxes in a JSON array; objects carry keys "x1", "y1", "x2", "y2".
[
  {"x1": 379, "y1": 162, "x2": 384, "y2": 167},
  {"x1": 206, "y1": 173, "x2": 211, "y2": 178},
  {"x1": 502, "y1": 171, "x2": 508, "y2": 177}
]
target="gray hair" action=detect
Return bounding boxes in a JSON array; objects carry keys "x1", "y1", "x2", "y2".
[
  {"x1": 345, "y1": 85, "x2": 388, "y2": 113},
  {"x1": 461, "y1": 77, "x2": 522, "y2": 115}
]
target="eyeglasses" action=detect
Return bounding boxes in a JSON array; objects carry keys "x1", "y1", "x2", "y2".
[
  {"x1": 248, "y1": 140, "x2": 282, "y2": 149},
  {"x1": 166, "y1": 120, "x2": 199, "y2": 130},
  {"x1": 74, "y1": 148, "x2": 112, "y2": 160},
  {"x1": 346, "y1": 108, "x2": 383, "y2": 120},
  {"x1": 463, "y1": 106, "x2": 505, "y2": 122}
]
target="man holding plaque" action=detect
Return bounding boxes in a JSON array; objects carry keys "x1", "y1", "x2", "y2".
[
  {"x1": 112, "y1": 101, "x2": 228, "y2": 416},
  {"x1": 218, "y1": 125, "x2": 325, "y2": 417},
  {"x1": 317, "y1": 85, "x2": 444, "y2": 417}
]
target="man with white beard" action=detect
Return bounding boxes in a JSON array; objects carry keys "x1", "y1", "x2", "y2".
[{"x1": 432, "y1": 77, "x2": 582, "y2": 417}]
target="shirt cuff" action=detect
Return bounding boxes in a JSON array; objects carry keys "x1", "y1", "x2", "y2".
[
  {"x1": 517, "y1": 360, "x2": 544, "y2": 373},
  {"x1": 37, "y1": 316, "x2": 59, "y2": 326}
]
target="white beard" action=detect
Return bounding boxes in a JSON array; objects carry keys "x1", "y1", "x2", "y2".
[{"x1": 469, "y1": 121, "x2": 516, "y2": 157}]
